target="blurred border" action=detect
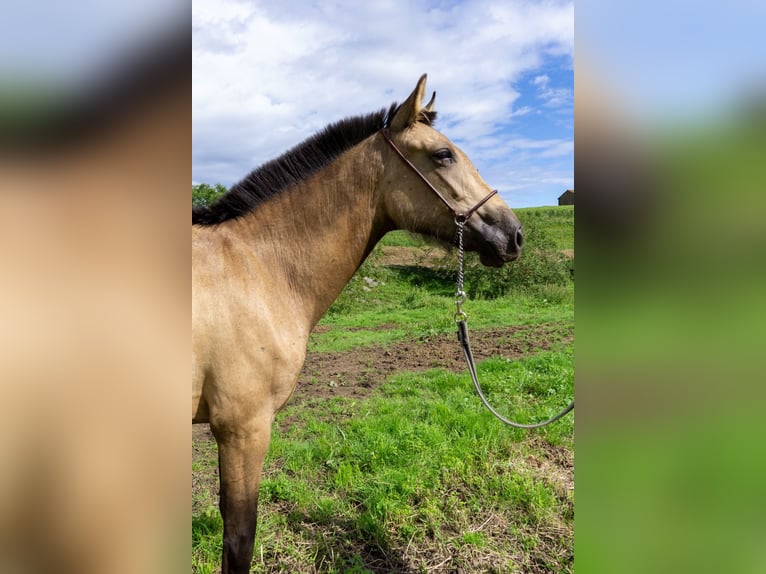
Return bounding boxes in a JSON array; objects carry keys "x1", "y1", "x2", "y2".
[
  {"x1": 1, "y1": 8, "x2": 190, "y2": 574},
  {"x1": 575, "y1": 3, "x2": 766, "y2": 573}
]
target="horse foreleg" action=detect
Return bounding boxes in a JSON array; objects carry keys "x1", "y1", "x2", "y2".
[{"x1": 212, "y1": 421, "x2": 271, "y2": 574}]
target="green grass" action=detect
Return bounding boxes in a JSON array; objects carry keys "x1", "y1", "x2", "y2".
[
  {"x1": 193, "y1": 204, "x2": 574, "y2": 572},
  {"x1": 192, "y1": 511, "x2": 224, "y2": 574},
  {"x1": 514, "y1": 206, "x2": 574, "y2": 251},
  {"x1": 310, "y1": 289, "x2": 573, "y2": 354},
  {"x1": 194, "y1": 350, "x2": 573, "y2": 572},
  {"x1": 574, "y1": 121, "x2": 765, "y2": 574}
]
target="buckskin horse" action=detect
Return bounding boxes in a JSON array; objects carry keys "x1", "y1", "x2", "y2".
[{"x1": 192, "y1": 75, "x2": 523, "y2": 573}]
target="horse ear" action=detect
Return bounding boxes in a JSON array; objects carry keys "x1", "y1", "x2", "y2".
[
  {"x1": 389, "y1": 74, "x2": 428, "y2": 132},
  {"x1": 424, "y1": 91, "x2": 436, "y2": 113}
]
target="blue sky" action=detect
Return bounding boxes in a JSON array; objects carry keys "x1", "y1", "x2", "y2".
[
  {"x1": 192, "y1": 0, "x2": 574, "y2": 208},
  {"x1": 576, "y1": 1, "x2": 766, "y2": 122}
]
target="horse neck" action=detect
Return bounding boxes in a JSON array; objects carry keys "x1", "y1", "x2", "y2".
[{"x1": 232, "y1": 139, "x2": 389, "y2": 328}]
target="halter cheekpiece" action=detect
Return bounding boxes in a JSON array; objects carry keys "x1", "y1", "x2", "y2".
[{"x1": 379, "y1": 129, "x2": 498, "y2": 222}]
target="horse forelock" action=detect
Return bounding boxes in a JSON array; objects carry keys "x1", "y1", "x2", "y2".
[
  {"x1": 192, "y1": 103, "x2": 401, "y2": 226},
  {"x1": 417, "y1": 110, "x2": 438, "y2": 126},
  {"x1": 382, "y1": 105, "x2": 438, "y2": 129}
]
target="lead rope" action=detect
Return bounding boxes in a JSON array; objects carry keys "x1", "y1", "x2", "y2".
[{"x1": 453, "y1": 217, "x2": 574, "y2": 429}]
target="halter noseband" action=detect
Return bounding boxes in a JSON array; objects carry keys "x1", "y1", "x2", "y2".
[{"x1": 379, "y1": 129, "x2": 497, "y2": 223}]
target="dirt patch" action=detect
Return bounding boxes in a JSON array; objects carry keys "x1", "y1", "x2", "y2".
[
  {"x1": 193, "y1": 424, "x2": 214, "y2": 444},
  {"x1": 295, "y1": 323, "x2": 571, "y2": 405},
  {"x1": 312, "y1": 322, "x2": 398, "y2": 335},
  {"x1": 378, "y1": 245, "x2": 450, "y2": 268},
  {"x1": 523, "y1": 436, "x2": 575, "y2": 501}
]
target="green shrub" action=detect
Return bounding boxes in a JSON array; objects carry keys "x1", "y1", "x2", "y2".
[
  {"x1": 192, "y1": 183, "x2": 228, "y2": 207},
  {"x1": 435, "y1": 224, "x2": 573, "y2": 300}
]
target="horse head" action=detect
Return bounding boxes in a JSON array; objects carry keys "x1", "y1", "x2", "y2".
[{"x1": 380, "y1": 74, "x2": 523, "y2": 267}]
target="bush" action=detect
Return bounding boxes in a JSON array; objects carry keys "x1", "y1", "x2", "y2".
[
  {"x1": 435, "y1": 224, "x2": 573, "y2": 300},
  {"x1": 192, "y1": 183, "x2": 228, "y2": 207}
]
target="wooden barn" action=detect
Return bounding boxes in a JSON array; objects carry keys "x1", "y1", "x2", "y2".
[{"x1": 558, "y1": 189, "x2": 574, "y2": 205}]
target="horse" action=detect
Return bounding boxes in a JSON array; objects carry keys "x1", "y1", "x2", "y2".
[{"x1": 192, "y1": 74, "x2": 523, "y2": 573}]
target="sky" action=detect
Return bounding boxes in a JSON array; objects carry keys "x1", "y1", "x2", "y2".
[
  {"x1": 576, "y1": 0, "x2": 766, "y2": 123},
  {"x1": 0, "y1": 1, "x2": 185, "y2": 86},
  {"x1": 192, "y1": 0, "x2": 575, "y2": 208},
  {"x1": 3, "y1": 2, "x2": 761, "y2": 206}
]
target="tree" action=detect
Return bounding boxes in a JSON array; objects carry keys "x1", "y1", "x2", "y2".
[{"x1": 192, "y1": 183, "x2": 227, "y2": 207}]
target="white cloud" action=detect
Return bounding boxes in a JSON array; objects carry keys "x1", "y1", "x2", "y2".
[
  {"x1": 506, "y1": 137, "x2": 574, "y2": 157},
  {"x1": 193, "y1": 0, "x2": 573, "y2": 206},
  {"x1": 532, "y1": 73, "x2": 572, "y2": 108}
]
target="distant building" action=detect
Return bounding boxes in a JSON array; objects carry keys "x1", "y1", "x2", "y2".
[{"x1": 558, "y1": 189, "x2": 574, "y2": 206}]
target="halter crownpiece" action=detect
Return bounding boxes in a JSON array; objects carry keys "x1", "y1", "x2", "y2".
[{"x1": 379, "y1": 129, "x2": 497, "y2": 222}]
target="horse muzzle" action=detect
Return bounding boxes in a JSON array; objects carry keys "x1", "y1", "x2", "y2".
[{"x1": 465, "y1": 216, "x2": 523, "y2": 267}]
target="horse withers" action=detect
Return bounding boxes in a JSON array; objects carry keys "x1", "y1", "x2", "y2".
[{"x1": 192, "y1": 74, "x2": 522, "y2": 573}]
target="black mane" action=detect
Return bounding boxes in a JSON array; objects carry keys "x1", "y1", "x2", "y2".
[{"x1": 193, "y1": 103, "x2": 400, "y2": 226}]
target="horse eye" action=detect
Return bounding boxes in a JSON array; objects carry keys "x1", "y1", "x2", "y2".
[{"x1": 433, "y1": 149, "x2": 454, "y2": 163}]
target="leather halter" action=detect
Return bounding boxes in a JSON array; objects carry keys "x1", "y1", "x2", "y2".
[
  {"x1": 379, "y1": 129, "x2": 497, "y2": 223},
  {"x1": 381, "y1": 131, "x2": 573, "y2": 428}
]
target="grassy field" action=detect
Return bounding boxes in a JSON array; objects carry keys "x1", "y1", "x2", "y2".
[{"x1": 193, "y1": 206, "x2": 574, "y2": 573}]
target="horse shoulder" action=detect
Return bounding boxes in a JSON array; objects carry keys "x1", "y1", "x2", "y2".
[{"x1": 192, "y1": 226, "x2": 309, "y2": 421}]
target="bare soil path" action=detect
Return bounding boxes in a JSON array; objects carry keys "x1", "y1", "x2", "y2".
[{"x1": 193, "y1": 321, "x2": 571, "y2": 447}]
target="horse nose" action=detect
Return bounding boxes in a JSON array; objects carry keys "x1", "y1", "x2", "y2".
[{"x1": 509, "y1": 224, "x2": 523, "y2": 252}]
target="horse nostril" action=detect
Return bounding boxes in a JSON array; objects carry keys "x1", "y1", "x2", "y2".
[{"x1": 515, "y1": 227, "x2": 524, "y2": 249}]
